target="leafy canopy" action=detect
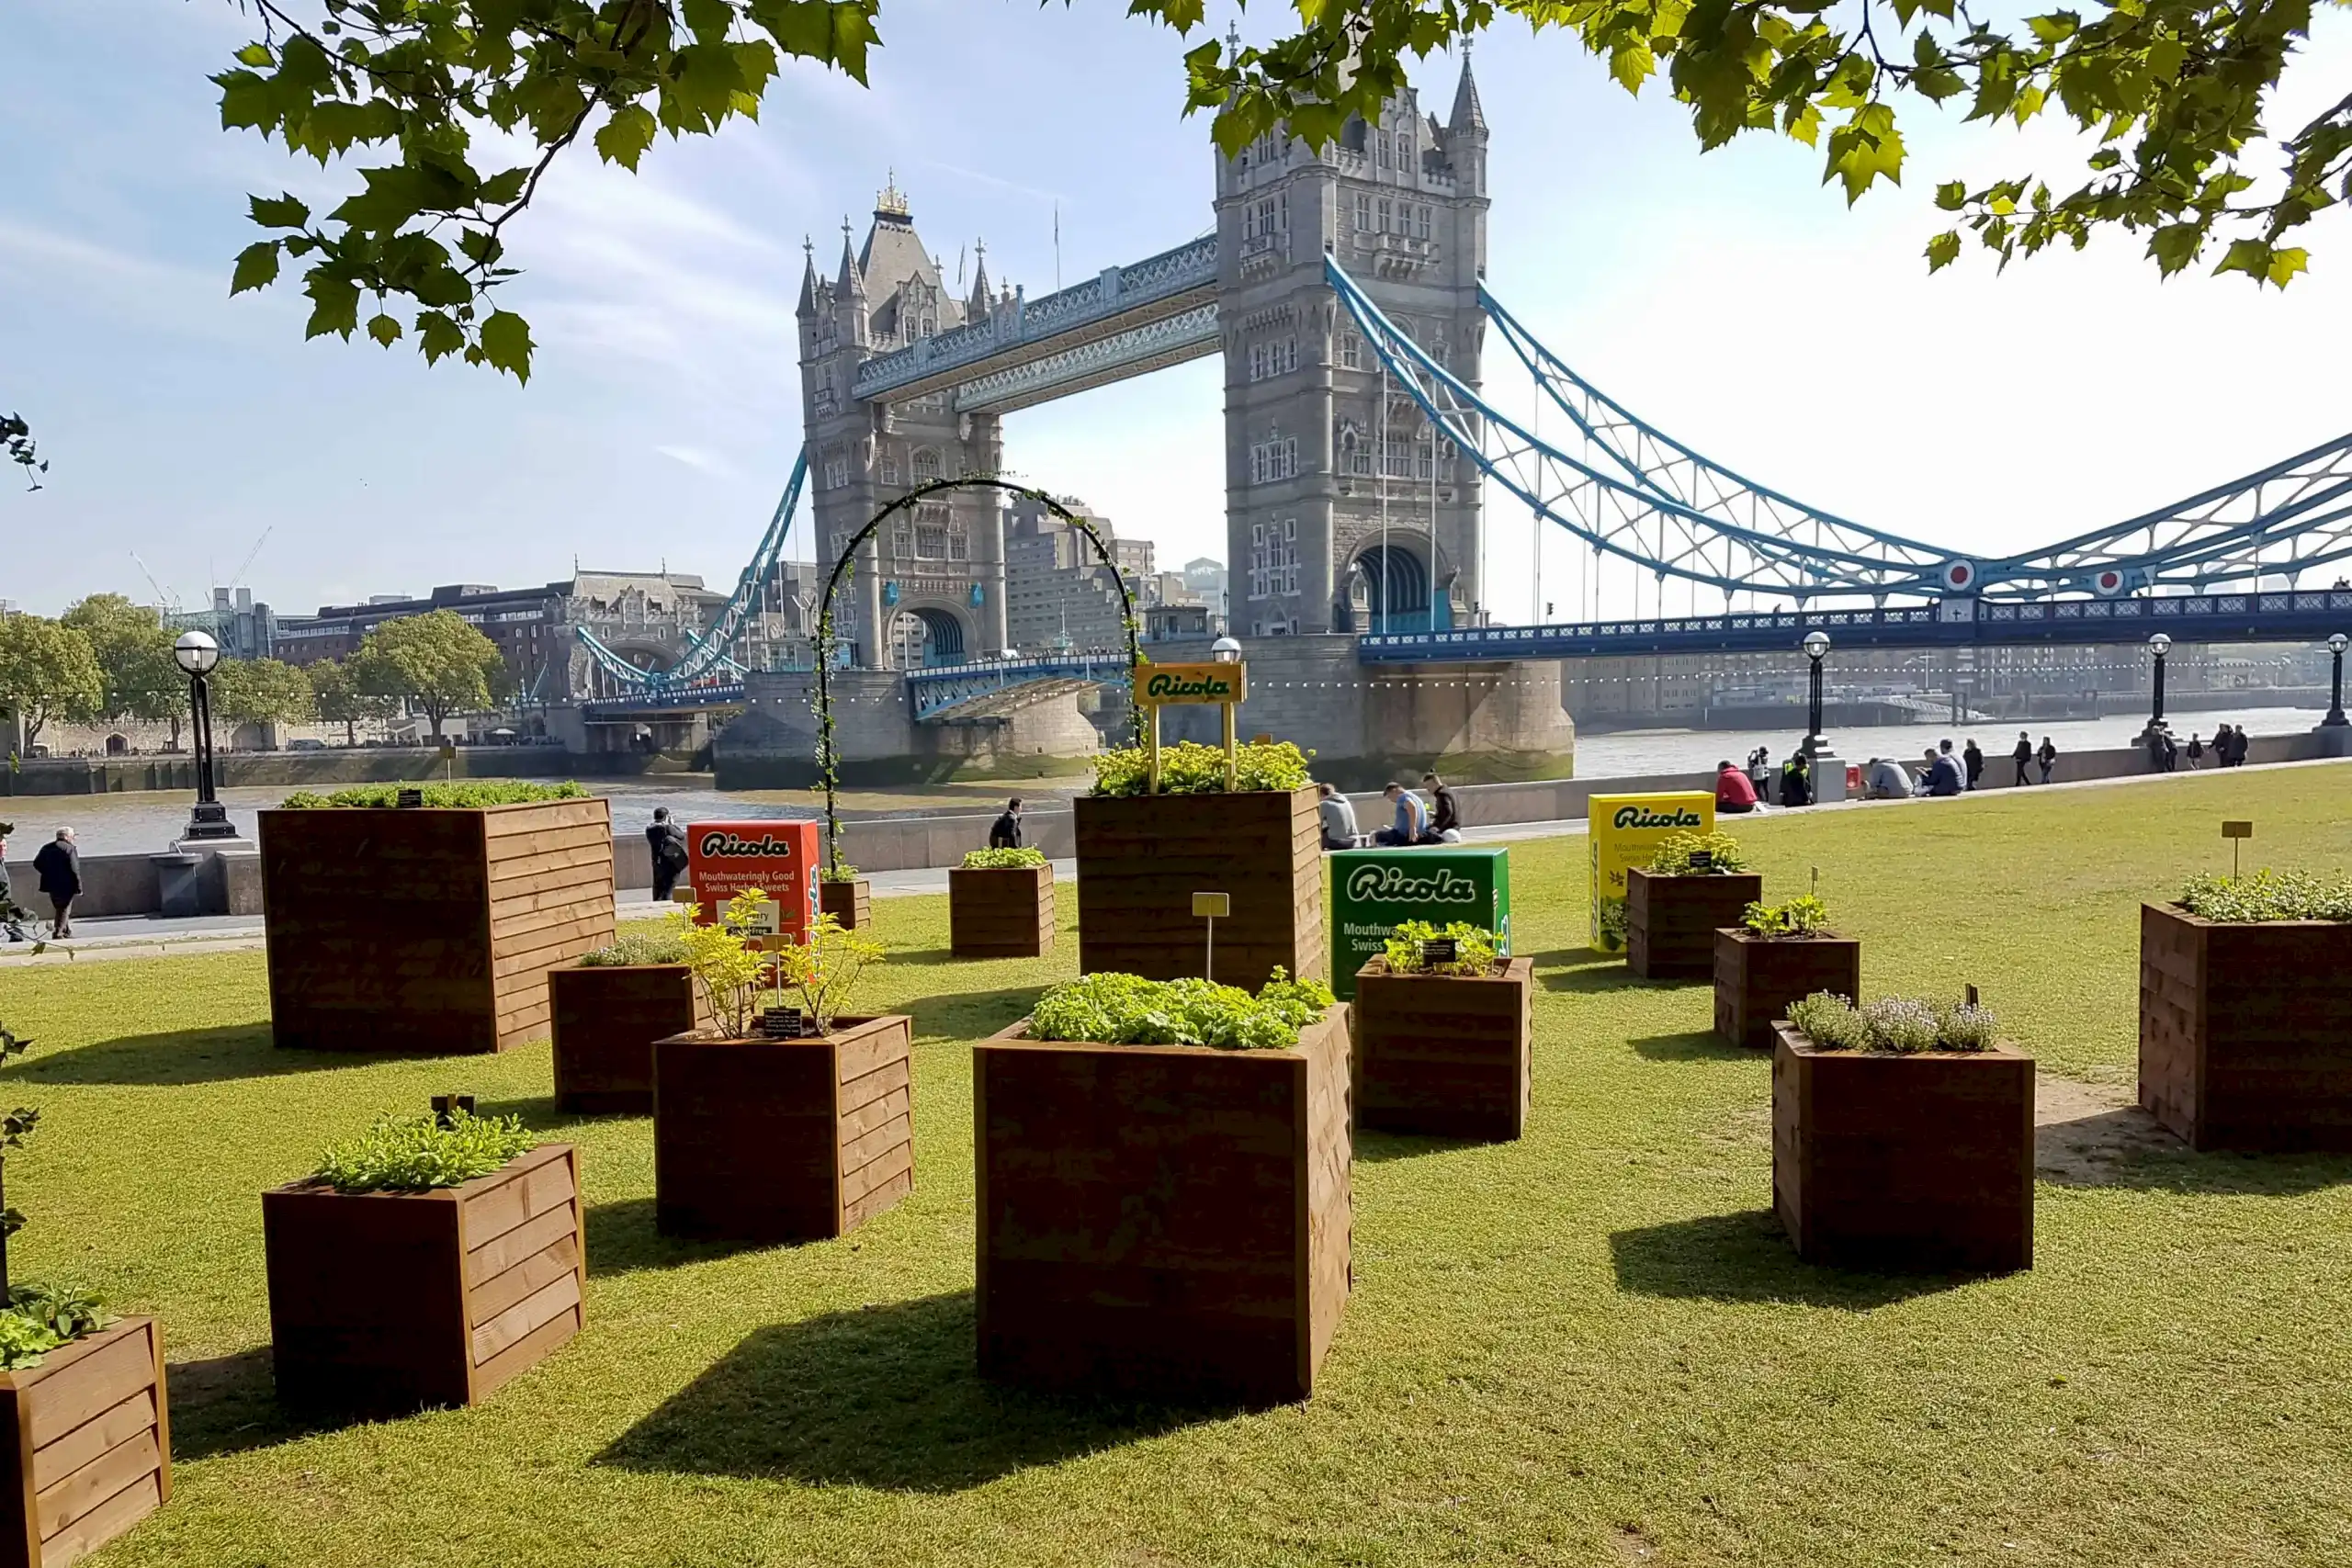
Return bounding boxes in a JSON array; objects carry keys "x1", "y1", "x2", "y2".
[
  {"x1": 59, "y1": 596, "x2": 181, "y2": 727},
  {"x1": 306, "y1": 655, "x2": 399, "y2": 742},
  {"x1": 214, "y1": 0, "x2": 2346, "y2": 389},
  {"x1": 0, "y1": 613, "x2": 105, "y2": 749},
  {"x1": 350, "y1": 608, "x2": 505, "y2": 740},
  {"x1": 209, "y1": 656, "x2": 317, "y2": 727}
]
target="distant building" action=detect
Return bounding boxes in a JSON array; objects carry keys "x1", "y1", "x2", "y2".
[
  {"x1": 167, "y1": 587, "x2": 277, "y2": 660},
  {"x1": 1003, "y1": 495, "x2": 1144, "y2": 653},
  {"x1": 1183, "y1": 557, "x2": 1228, "y2": 621}
]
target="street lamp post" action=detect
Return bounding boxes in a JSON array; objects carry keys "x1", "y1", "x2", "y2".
[
  {"x1": 2146, "y1": 633, "x2": 2172, "y2": 734},
  {"x1": 1801, "y1": 629, "x2": 1831, "y2": 756},
  {"x1": 2326, "y1": 634, "x2": 2349, "y2": 728},
  {"x1": 173, "y1": 631, "x2": 240, "y2": 844}
]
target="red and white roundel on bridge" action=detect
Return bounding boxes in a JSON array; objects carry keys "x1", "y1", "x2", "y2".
[
  {"x1": 1939, "y1": 559, "x2": 1979, "y2": 592},
  {"x1": 2091, "y1": 568, "x2": 2129, "y2": 596}
]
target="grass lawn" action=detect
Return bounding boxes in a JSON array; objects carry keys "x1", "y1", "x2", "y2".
[{"x1": 6, "y1": 764, "x2": 2352, "y2": 1567}]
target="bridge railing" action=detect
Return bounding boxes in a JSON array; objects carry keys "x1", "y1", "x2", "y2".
[{"x1": 905, "y1": 654, "x2": 1132, "y2": 720}]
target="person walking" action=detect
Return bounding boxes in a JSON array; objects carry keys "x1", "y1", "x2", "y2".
[
  {"x1": 645, "y1": 807, "x2": 689, "y2": 901},
  {"x1": 2012, "y1": 730, "x2": 2034, "y2": 787},
  {"x1": 2162, "y1": 731, "x2": 2180, "y2": 773},
  {"x1": 989, "y1": 796, "x2": 1024, "y2": 850},
  {"x1": 1420, "y1": 772, "x2": 1461, "y2": 842},
  {"x1": 32, "y1": 828, "x2": 79, "y2": 938},
  {"x1": 1962, "y1": 739, "x2": 1984, "y2": 791},
  {"x1": 1373, "y1": 783, "x2": 1429, "y2": 846},
  {"x1": 2226, "y1": 724, "x2": 2249, "y2": 767},
  {"x1": 2037, "y1": 736, "x2": 2059, "y2": 784},
  {"x1": 1715, "y1": 759, "x2": 1759, "y2": 815},
  {"x1": 1317, "y1": 783, "x2": 1363, "y2": 850},
  {"x1": 0, "y1": 830, "x2": 26, "y2": 943},
  {"x1": 2187, "y1": 732, "x2": 2206, "y2": 769}
]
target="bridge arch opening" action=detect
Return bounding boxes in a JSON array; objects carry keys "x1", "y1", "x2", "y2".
[
  {"x1": 1357, "y1": 543, "x2": 1431, "y2": 634},
  {"x1": 890, "y1": 606, "x2": 968, "y2": 668}
]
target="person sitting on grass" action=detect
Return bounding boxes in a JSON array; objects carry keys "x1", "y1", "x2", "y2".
[
  {"x1": 1715, "y1": 759, "x2": 1758, "y2": 815},
  {"x1": 1373, "y1": 783, "x2": 1429, "y2": 846},
  {"x1": 1317, "y1": 783, "x2": 1363, "y2": 850}
]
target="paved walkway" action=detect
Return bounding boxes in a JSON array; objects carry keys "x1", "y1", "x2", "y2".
[{"x1": 2, "y1": 755, "x2": 2335, "y2": 967}]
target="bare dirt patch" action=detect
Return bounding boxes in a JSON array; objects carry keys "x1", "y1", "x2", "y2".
[{"x1": 2035, "y1": 1077, "x2": 2185, "y2": 1184}]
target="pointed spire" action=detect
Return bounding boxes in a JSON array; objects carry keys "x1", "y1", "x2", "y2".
[
  {"x1": 1448, "y1": 40, "x2": 1486, "y2": 134},
  {"x1": 796, "y1": 234, "x2": 819, "y2": 318},
  {"x1": 967, "y1": 238, "x2": 991, "y2": 319},
  {"x1": 837, "y1": 216, "x2": 865, "y2": 299}
]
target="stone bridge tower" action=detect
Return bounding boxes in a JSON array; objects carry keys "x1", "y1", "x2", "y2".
[
  {"x1": 797, "y1": 179, "x2": 1012, "y2": 670},
  {"x1": 1215, "y1": 53, "x2": 1489, "y2": 637}
]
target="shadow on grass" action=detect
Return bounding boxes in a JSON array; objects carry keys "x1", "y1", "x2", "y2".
[
  {"x1": 1629, "y1": 1030, "x2": 1753, "y2": 1065},
  {"x1": 2035, "y1": 1110, "x2": 2352, "y2": 1195},
  {"x1": 1527, "y1": 949, "x2": 1649, "y2": 996},
  {"x1": 1610, "y1": 1210, "x2": 1976, "y2": 1309},
  {"x1": 1355, "y1": 1128, "x2": 1489, "y2": 1164},
  {"x1": 583, "y1": 1197, "x2": 781, "y2": 1277},
  {"x1": 165, "y1": 1348, "x2": 367, "y2": 1461},
  {"x1": 22, "y1": 1024, "x2": 399, "y2": 1086},
  {"x1": 596, "y1": 1291, "x2": 1238, "y2": 1492},
  {"x1": 899, "y1": 985, "x2": 1048, "y2": 1043}
]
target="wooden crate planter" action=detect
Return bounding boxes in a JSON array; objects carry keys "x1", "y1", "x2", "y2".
[
  {"x1": 1074, "y1": 787, "x2": 1324, "y2": 989},
  {"x1": 1714, "y1": 928, "x2": 1861, "y2": 1050},
  {"x1": 0, "y1": 1319, "x2": 169, "y2": 1568},
  {"x1": 263, "y1": 1145, "x2": 585, "y2": 1416},
  {"x1": 1350, "y1": 956, "x2": 1533, "y2": 1140},
  {"x1": 1626, "y1": 869, "x2": 1764, "y2": 980},
  {"x1": 548, "y1": 964, "x2": 708, "y2": 1114},
  {"x1": 652, "y1": 1016, "x2": 913, "y2": 1242},
  {"x1": 948, "y1": 864, "x2": 1056, "y2": 958},
  {"x1": 975, "y1": 1003, "x2": 1351, "y2": 1404},
  {"x1": 2140, "y1": 902, "x2": 2352, "y2": 1150},
  {"x1": 1773, "y1": 1024, "x2": 2033, "y2": 1272},
  {"x1": 818, "y1": 879, "x2": 873, "y2": 931},
  {"x1": 260, "y1": 798, "x2": 616, "y2": 1054}
]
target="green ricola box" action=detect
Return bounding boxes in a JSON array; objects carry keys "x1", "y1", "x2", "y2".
[{"x1": 1328, "y1": 847, "x2": 1513, "y2": 999}]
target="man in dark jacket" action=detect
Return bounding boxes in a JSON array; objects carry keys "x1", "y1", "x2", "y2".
[
  {"x1": 1419, "y1": 773, "x2": 1459, "y2": 841},
  {"x1": 0, "y1": 829, "x2": 26, "y2": 942},
  {"x1": 1962, "y1": 739, "x2": 1984, "y2": 791},
  {"x1": 645, "y1": 807, "x2": 689, "y2": 901},
  {"x1": 31, "y1": 828, "x2": 79, "y2": 938},
  {"x1": 2012, "y1": 731, "x2": 2033, "y2": 786},
  {"x1": 1780, "y1": 752, "x2": 1813, "y2": 807},
  {"x1": 989, "y1": 797, "x2": 1023, "y2": 850}
]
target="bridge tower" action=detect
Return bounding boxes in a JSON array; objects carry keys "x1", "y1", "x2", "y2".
[
  {"x1": 797, "y1": 178, "x2": 1012, "y2": 670},
  {"x1": 1215, "y1": 51, "x2": 1489, "y2": 637}
]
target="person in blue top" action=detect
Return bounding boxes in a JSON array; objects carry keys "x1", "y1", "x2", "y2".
[{"x1": 1372, "y1": 783, "x2": 1429, "y2": 846}]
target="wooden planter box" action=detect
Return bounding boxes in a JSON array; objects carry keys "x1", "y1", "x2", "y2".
[
  {"x1": 975, "y1": 1003, "x2": 1351, "y2": 1404},
  {"x1": 260, "y1": 798, "x2": 616, "y2": 1054},
  {"x1": 1350, "y1": 956, "x2": 1532, "y2": 1140},
  {"x1": 1074, "y1": 787, "x2": 1324, "y2": 989},
  {"x1": 1773, "y1": 1024, "x2": 2033, "y2": 1272},
  {"x1": 1627, "y1": 868, "x2": 1764, "y2": 980},
  {"x1": 0, "y1": 1319, "x2": 169, "y2": 1568},
  {"x1": 1714, "y1": 928, "x2": 1861, "y2": 1050},
  {"x1": 948, "y1": 863, "x2": 1056, "y2": 958},
  {"x1": 818, "y1": 878, "x2": 872, "y2": 931},
  {"x1": 652, "y1": 1015, "x2": 913, "y2": 1242},
  {"x1": 2140, "y1": 902, "x2": 2352, "y2": 1150},
  {"x1": 263, "y1": 1145, "x2": 585, "y2": 1416},
  {"x1": 548, "y1": 964, "x2": 708, "y2": 1114}
]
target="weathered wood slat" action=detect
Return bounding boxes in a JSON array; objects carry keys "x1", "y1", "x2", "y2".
[
  {"x1": 950, "y1": 866, "x2": 1056, "y2": 958},
  {"x1": 36, "y1": 1472, "x2": 158, "y2": 1568},
  {"x1": 1713, "y1": 930, "x2": 1861, "y2": 1050},
  {"x1": 819, "y1": 879, "x2": 873, "y2": 931},
  {"x1": 468, "y1": 1302, "x2": 582, "y2": 1405},
  {"x1": 1351, "y1": 958, "x2": 1532, "y2": 1141},
  {"x1": 841, "y1": 1141, "x2": 913, "y2": 1205},
  {"x1": 33, "y1": 1431, "x2": 157, "y2": 1542},
  {"x1": 28, "y1": 1393, "x2": 153, "y2": 1498},
  {"x1": 550, "y1": 964, "x2": 706, "y2": 1114},
  {"x1": 1076, "y1": 788, "x2": 1324, "y2": 989},
  {"x1": 466, "y1": 1235, "x2": 579, "y2": 1326},
  {"x1": 468, "y1": 1273, "x2": 582, "y2": 1368},
  {"x1": 458, "y1": 1145, "x2": 575, "y2": 1241},
  {"x1": 0, "y1": 1319, "x2": 168, "y2": 1568},
  {"x1": 464, "y1": 1204, "x2": 578, "y2": 1291},
  {"x1": 1627, "y1": 870, "x2": 1765, "y2": 980}
]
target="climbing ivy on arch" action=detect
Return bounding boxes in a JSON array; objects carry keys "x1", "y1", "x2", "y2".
[{"x1": 811, "y1": 477, "x2": 1145, "y2": 878}]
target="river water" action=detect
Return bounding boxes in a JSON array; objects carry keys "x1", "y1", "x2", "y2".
[{"x1": 16, "y1": 705, "x2": 2329, "y2": 858}]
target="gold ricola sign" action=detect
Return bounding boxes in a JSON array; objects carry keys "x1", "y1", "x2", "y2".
[{"x1": 1134, "y1": 662, "x2": 1249, "y2": 706}]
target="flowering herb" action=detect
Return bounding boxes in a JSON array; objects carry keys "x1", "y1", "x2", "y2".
[
  {"x1": 1647, "y1": 830, "x2": 1750, "y2": 875},
  {"x1": 1381, "y1": 920, "x2": 1498, "y2": 976},
  {"x1": 1786, "y1": 991, "x2": 2001, "y2": 1054},
  {"x1": 2178, "y1": 869, "x2": 2352, "y2": 923}
]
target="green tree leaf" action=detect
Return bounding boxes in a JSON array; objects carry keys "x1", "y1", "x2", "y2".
[
  {"x1": 479, "y1": 310, "x2": 536, "y2": 384},
  {"x1": 230, "y1": 241, "x2": 282, "y2": 295},
  {"x1": 367, "y1": 312, "x2": 403, "y2": 346},
  {"x1": 594, "y1": 105, "x2": 659, "y2": 171}
]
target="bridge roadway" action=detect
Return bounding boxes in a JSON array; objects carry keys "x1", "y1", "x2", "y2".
[{"x1": 1357, "y1": 588, "x2": 2352, "y2": 663}]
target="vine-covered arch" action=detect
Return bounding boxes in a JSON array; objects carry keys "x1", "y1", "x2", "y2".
[{"x1": 812, "y1": 477, "x2": 1146, "y2": 877}]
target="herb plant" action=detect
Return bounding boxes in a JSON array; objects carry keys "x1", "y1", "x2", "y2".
[
  {"x1": 312, "y1": 1110, "x2": 538, "y2": 1193},
  {"x1": 577, "y1": 925, "x2": 692, "y2": 967},
  {"x1": 280, "y1": 781, "x2": 588, "y2": 809},
  {"x1": 960, "y1": 847, "x2": 1048, "y2": 870},
  {"x1": 819, "y1": 863, "x2": 863, "y2": 885},
  {"x1": 674, "y1": 893, "x2": 771, "y2": 1037},
  {"x1": 1741, "y1": 894, "x2": 1830, "y2": 938},
  {"x1": 1786, "y1": 991, "x2": 2001, "y2": 1054},
  {"x1": 1647, "y1": 830, "x2": 1750, "y2": 875},
  {"x1": 2178, "y1": 869, "x2": 2352, "y2": 923},
  {"x1": 768, "y1": 915, "x2": 887, "y2": 1034},
  {"x1": 1382, "y1": 920, "x2": 1499, "y2": 976},
  {"x1": 1029, "y1": 969, "x2": 1337, "y2": 1051},
  {"x1": 1089, "y1": 739, "x2": 1314, "y2": 797}
]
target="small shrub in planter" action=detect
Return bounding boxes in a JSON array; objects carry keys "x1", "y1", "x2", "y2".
[
  {"x1": 1351, "y1": 921, "x2": 1532, "y2": 1140},
  {"x1": 549, "y1": 920, "x2": 707, "y2": 1114},
  {"x1": 1077, "y1": 740, "x2": 1324, "y2": 988},
  {"x1": 0, "y1": 1033, "x2": 168, "y2": 1568},
  {"x1": 654, "y1": 899, "x2": 911, "y2": 1242},
  {"x1": 817, "y1": 863, "x2": 872, "y2": 931},
  {"x1": 977, "y1": 970, "x2": 1350, "y2": 1403},
  {"x1": 950, "y1": 848, "x2": 1055, "y2": 958},
  {"x1": 1774, "y1": 993, "x2": 2032, "y2": 1272},
  {"x1": 2142, "y1": 870, "x2": 2352, "y2": 1150},
  {"x1": 1713, "y1": 892, "x2": 1860, "y2": 1050},
  {"x1": 263, "y1": 1110, "x2": 583, "y2": 1416},
  {"x1": 1626, "y1": 831, "x2": 1764, "y2": 981}
]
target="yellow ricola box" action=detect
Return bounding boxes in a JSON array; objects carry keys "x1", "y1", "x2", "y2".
[{"x1": 1588, "y1": 791, "x2": 1714, "y2": 953}]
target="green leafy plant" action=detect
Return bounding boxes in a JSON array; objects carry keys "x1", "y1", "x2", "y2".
[
  {"x1": 819, "y1": 863, "x2": 862, "y2": 885},
  {"x1": 5, "y1": 1283, "x2": 114, "y2": 1345},
  {"x1": 1029, "y1": 969, "x2": 1337, "y2": 1052},
  {"x1": 768, "y1": 914, "x2": 887, "y2": 1034},
  {"x1": 0, "y1": 1313, "x2": 61, "y2": 1371},
  {"x1": 1647, "y1": 830, "x2": 1749, "y2": 875},
  {"x1": 577, "y1": 925, "x2": 690, "y2": 967},
  {"x1": 1089, "y1": 739, "x2": 1314, "y2": 797},
  {"x1": 673, "y1": 893, "x2": 771, "y2": 1037},
  {"x1": 2179, "y1": 869, "x2": 2352, "y2": 923},
  {"x1": 280, "y1": 781, "x2": 587, "y2": 808},
  {"x1": 960, "y1": 847, "x2": 1048, "y2": 870},
  {"x1": 1741, "y1": 894, "x2": 1831, "y2": 939},
  {"x1": 1382, "y1": 920, "x2": 1499, "y2": 976},
  {"x1": 311, "y1": 1109, "x2": 538, "y2": 1194},
  {"x1": 1786, "y1": 991, "x2": 2000, "y2": 1054}
]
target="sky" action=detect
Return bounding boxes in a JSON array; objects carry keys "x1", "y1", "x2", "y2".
[{"x1": 4, "y1": 1, "x2": 2348, "y2": 625}]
